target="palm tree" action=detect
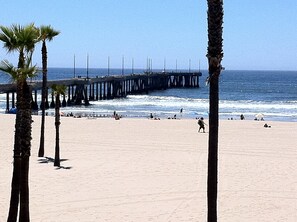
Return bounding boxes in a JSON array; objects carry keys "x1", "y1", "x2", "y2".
[
  {"x1": 206, "y1": 0, "x2": 224, "y2": 221},
  {"x1": 51, "y1": 84, "x2": 66, "y2": 167},
  {"x1": 0, "y1": 23, "x2": 39, "y2": 222},
  {"x1": 38, "y1": 25, "x2": 60, "y2": 157}
]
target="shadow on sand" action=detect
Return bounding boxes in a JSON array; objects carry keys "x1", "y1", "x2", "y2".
[{"x1": 38, "y1": 157, "x2": 72, "y2": 170}]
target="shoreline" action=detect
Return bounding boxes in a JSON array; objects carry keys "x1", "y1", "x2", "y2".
[{"x1": 1, "y1": 111, "x2": 297, "y2": 123}]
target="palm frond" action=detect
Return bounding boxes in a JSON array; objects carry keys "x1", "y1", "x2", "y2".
[
  {"x1": 0, "y1": 60, "x2": 18, "y2": 80},
  {"x1": 40, "y1": 25, "x2": 60, "y2": 41},
  {"x1": 0, "y1": 59, "x2": 38, "y2": 81},
  {"x1": 52, "y1": 84, "x2": 67, "y2": 95},
  {"x1": 0, "y1": 26, "x2": 18, "y2": 53},
  {"x1": 0, "y1": 24, "x2": 41, "y2": 81},
  {"x1": 0, "y1": 24, "x2": 40, "y2": 54},
  {"x1": 19, "y1": 66, "x2": 38, "y2": 80},
  {"x1": 13, "y1": 23, "x2": 39, "y2": 53}
]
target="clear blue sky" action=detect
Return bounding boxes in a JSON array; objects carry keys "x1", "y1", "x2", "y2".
[{"x1": 0, "y1": 0, "x2": 296, "y2": 71}]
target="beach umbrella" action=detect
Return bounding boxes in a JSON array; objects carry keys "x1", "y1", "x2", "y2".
[{"x1": 255, "y1": 113, "x2": 264, "y2": 120}]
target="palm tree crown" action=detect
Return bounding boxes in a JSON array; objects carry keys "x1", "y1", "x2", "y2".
[
  {"x1": 52, "y1": 84, "x2": 67, "y2": 96},
  {"x1": 0, "y1": 24, "x2": 39, "y2": 67},
  {"x1": 40, "y1": 25, "x2": 60, "y2": 42}
]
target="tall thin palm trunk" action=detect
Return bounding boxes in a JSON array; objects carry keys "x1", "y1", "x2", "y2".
[
  {"x1": 38, "y1": 41, "x2": 47, "y2": 157},
  {"x1": 7, "y1": 80, "x2": 22, "y2": 222},
  {"x1": 54, "y1": 93, "x2": 61, "y2": 167},
  {"x1": 207, "y1": 0, "x2": 224, "y2": 222},
  {"x1": 19, "y1": 81, "x2": 32, "y2": 221},
  {"x1": 207, "y1": 74, "x2": 219, "y2": 222},
  {"x1": 38, "y1": 26, "x2": 60, "y2": 157}
]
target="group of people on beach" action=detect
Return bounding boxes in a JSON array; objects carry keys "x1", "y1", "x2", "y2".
[{"x1": 149, "y1": 109, "x2": 208, "y2": 133}]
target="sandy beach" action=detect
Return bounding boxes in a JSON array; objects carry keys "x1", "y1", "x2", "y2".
[{"x1": 0, "y1": 114, "x2": 297, "y2": 221}]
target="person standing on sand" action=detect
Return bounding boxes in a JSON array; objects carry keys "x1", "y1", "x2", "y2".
[
  {"x1": 198, "y1": 117, "x2": 206, "y2": 133},
  {"x1": 150, "y1": 113, "x2": 153, "y2": 119}
]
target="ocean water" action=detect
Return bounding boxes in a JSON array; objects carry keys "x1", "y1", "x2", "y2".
[{"x1": 0, "y1": 68, "x2": 296, "y2": 122}]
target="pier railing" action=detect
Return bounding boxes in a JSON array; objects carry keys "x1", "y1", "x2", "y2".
[{"x1": 0, "y1": 71, "x2": 202, "y2": 112}]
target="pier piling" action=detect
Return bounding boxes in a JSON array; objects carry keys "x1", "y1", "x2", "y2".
[{"x1": 0, "y1": 71, "x2": 201, "y2": 111}]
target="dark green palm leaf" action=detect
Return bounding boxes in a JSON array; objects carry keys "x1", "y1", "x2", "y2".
[
  {"x1": 0, "y1": 26, "x2": 18, "y2": 53},
  {"x1": 0, "y1": 60, "x2": 18, "y2": 80},
  {"x1": 40, "y1": 25, "x2": 60, "y2": 42},
  {"x1": 52, "y1": 84, "x2": 67, "y2": 95}
]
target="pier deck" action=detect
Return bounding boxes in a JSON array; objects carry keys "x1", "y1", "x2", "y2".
[{"x1": 0, "y1": 71, "x2": 202, "y2": 112}]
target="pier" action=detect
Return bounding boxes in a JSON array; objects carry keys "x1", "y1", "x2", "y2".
[{"x1": 0, "y1": 71, "x2": 202, "y2": 112}]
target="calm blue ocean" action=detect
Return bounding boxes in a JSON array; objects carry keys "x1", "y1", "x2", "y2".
[{"x1": 0, "y1": 68, "x2": 296, "y2": 122}]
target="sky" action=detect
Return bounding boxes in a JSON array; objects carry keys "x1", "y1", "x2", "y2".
[{"x1": 0, "y1": 0, "x2": 297, "y2": 71}]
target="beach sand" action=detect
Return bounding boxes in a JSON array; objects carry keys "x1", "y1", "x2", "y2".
[{"x1": 1, "y1": 114, "x2": 297, "y2": 221}]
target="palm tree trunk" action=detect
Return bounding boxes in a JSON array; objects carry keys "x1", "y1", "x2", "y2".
[
  {"x1": 54, "y1": 94, "x2": 61, "y2": 167},
  {"x1": 207, "y1": 0, "x2": 224, "y2": 221},
  {"x1": 7, "y1": 80, "x2": 23, "y2": 222},
  {"x1": 19, "y1": 81, "x2": 32, "y2": 222},
  {"x1": 19, "y1": 156, "x2": 30, "y2": 222},
  {"x1": 7, "y1": 157, "x2": 21, "y2": 222},
  {"x1": 207, "y1": 74, "x2": 219, "y2": 221},
  {"x1": 38, "y1": 41, "x2": 47, "y2": 157},
  {"x1": 38, "y1": 116, "x2": 45, "y2": 157}
]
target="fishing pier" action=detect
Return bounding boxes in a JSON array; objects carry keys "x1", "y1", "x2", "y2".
[{"x1": 0, "y1": 71, "x2": 202, "y2": 112}]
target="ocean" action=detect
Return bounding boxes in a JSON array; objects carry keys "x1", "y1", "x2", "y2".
[{"x1": 0, "y1": 68, "x2": 296, "y2": 122}]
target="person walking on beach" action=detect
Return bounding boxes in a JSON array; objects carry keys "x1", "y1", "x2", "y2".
[{"x1": 198, "y1": 117, "x2": 206, "y2": 133}]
